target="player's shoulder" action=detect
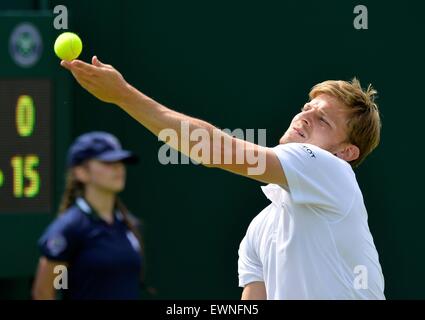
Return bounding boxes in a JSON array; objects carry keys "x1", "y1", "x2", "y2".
[
  {"x1": 273, "y1": 142, "x2": 331, "y2": 158},
  {"x1": 274, "y1": 142, "x2": 351, "y2": 169}
]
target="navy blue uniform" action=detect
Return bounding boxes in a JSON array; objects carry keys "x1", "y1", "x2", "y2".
[{"x1": 38, "y1": 197, "x2": 143, "y2": 300}]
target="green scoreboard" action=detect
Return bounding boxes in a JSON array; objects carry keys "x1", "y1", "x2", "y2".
[
  {"x1": 0, "y1": 79, "x2": 52, "y2": 212},
  {"x1": 0, "y1": 12, "x2": 72, "y2": 282}
]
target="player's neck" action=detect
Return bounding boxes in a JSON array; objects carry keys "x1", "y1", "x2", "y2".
[{"x1": 84, "y1": 186, "x2": 116, "y2": 224}]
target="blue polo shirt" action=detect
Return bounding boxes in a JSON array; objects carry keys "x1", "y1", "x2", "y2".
[{"x1": 38, "y1": 197, "x2": 143, "y2": 300}]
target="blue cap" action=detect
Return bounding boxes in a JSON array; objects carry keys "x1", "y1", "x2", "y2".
[{"x1": 67, "y1": 131, "x2": 138, "y2": 167}]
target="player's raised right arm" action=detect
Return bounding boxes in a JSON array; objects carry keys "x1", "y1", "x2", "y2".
[{"x1": 61, "y1": 56, "x2": 287, "y2": 186}]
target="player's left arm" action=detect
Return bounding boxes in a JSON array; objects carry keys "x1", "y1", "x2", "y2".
[
  {"x1": 61, "y1": 57, "x2": 287, "y2": 186},
  {"x1": 241, "y1": 281, "x2": 267, "y2": 300}
]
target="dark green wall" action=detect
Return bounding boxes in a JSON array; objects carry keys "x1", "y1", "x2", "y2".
[{"x1": 2, "y1": 0, "x2": 425, "y2": 299}]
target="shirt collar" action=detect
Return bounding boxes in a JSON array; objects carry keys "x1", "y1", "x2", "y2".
[
  {"x1": 76, "y1": 197, "x2": 123, "y2": 222},
  {"x1": 76, "y1": 197, "x2": 91, "y2": 214},
  {"x1": 261, "y1": 184, "x2": 287, "y2": 205}
]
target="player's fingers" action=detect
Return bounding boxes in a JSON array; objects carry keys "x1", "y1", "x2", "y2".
[
  {"x1": 69, "y1": 65, "x2": 98, "y2": 86},
  {"x1": 61, "y1": 59, "x2": 90, "y2": 74},
  {"x1": 69, "y1": 64, "x2": 93, "y2": 80},
  {"x1": 72, "y1": 71, "x2": 95, "y2": 90},
  {"x1": 92, "y1": 55, "x2": 104, "y2": 67},
  {"x1": 72, "y1": 75, "x2": 88, "y2": 89},
  {"x1": 92, "y1": 56, "x2": 114, "y2": 70},
  {"x1": 60, "y1": 60, "x2": 72, "y2": 70},
  {"x1": 69, "y1": 59, "x2": 100, "y2": 75},
  {"x1": 73, "y1": 62, "x2": 104, "y2": 80},
  {"x1": 92, "y1": 56, "x2": 100, "y2": 66}
]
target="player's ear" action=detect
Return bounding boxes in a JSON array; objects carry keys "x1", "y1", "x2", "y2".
[{"x1": 335, "y1": 143, "x2": 359, "y2": 162}]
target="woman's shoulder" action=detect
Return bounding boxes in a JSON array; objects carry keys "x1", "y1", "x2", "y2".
[
  {"x1": 48, "y1": 204, "x2": 88, "y2": 233},
  {"x1": 38, "y1": 204, "x2": 88, "y2": 260}
]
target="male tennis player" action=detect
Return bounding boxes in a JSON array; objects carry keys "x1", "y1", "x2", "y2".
[{"x1": 61, "y1": 56, "x2": 384, "y2": 299}]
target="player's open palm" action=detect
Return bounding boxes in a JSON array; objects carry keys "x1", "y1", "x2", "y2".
[{"x1": 61, "y1": 56, "x2": 129, "y2": 105}]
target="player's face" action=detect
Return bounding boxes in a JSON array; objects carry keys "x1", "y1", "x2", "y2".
[
  {"x1": 83, "y1": 160, "x2": 126, "y2": 193},
  {"x1": 279, "y1": 93, "x2": 351, "y2": 155}
]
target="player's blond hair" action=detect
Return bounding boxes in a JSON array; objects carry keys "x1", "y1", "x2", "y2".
[{"x1": 309, "y1": 78, "x2": 381, "y2": 167}]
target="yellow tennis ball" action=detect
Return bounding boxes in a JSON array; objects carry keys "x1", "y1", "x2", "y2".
[{"x1": 54, "y1": 32, "x2": 83, "y2": 61}]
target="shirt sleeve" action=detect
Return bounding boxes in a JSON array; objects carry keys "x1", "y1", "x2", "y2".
[
  {"x1": 238, "y1": 220, "x2": 263, "y2": 287},
  {"x1": 38, "y1": 212, "x2": 81, "y2": 262},
  {"x1": 272, "y1": 143, "x2": 356, "y2": 220}
]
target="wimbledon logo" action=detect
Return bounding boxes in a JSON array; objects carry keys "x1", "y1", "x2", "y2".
[{"x1": 9, "y1": 22, "x2": 43, "y2": 68}]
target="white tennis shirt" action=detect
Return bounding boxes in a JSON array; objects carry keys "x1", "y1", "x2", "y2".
[{"x1": 238, "y1": 143, "x2": 385, "y2": 299}]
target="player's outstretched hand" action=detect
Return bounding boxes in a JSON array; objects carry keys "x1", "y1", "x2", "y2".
[{"x1": 61, "y1": 56, "x2": 130, "y2": 105}]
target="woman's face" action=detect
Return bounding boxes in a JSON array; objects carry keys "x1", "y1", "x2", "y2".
[{"x1": 76, "y1": 159, "x2": 126, "y2": 193}]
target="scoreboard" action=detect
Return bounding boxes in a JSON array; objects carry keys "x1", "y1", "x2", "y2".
[
  {"x1": 0, "y1": 13, "x2": 72, "y2": 278},
  {"x1": 0, "y1": 79, "x2": 51, "y2": 212}
]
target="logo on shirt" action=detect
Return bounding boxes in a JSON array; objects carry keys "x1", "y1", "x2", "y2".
[
  {"x1": 46, "y1": 234, "x2": 67, "y2": 256},
  {"x1": 302, "y1": 145, "x2": 316, "y2": 158}
]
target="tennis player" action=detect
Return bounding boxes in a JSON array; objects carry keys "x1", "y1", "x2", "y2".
[{"x1": 60, "y1": 56, "x2": 385, "y2": 300}]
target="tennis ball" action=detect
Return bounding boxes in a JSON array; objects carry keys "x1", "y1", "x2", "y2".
[{"x1": 54, "y1": 32, "x2": 82, "y2": 61}]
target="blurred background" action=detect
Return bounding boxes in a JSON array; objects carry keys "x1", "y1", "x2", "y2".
[{"x1": 0, "y1": 0, "x2": 423, "y2": 299}]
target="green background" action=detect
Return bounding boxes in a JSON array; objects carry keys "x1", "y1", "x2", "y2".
[{"x1": 0, "y1": 0, "x2": 423, "y2": 299}]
